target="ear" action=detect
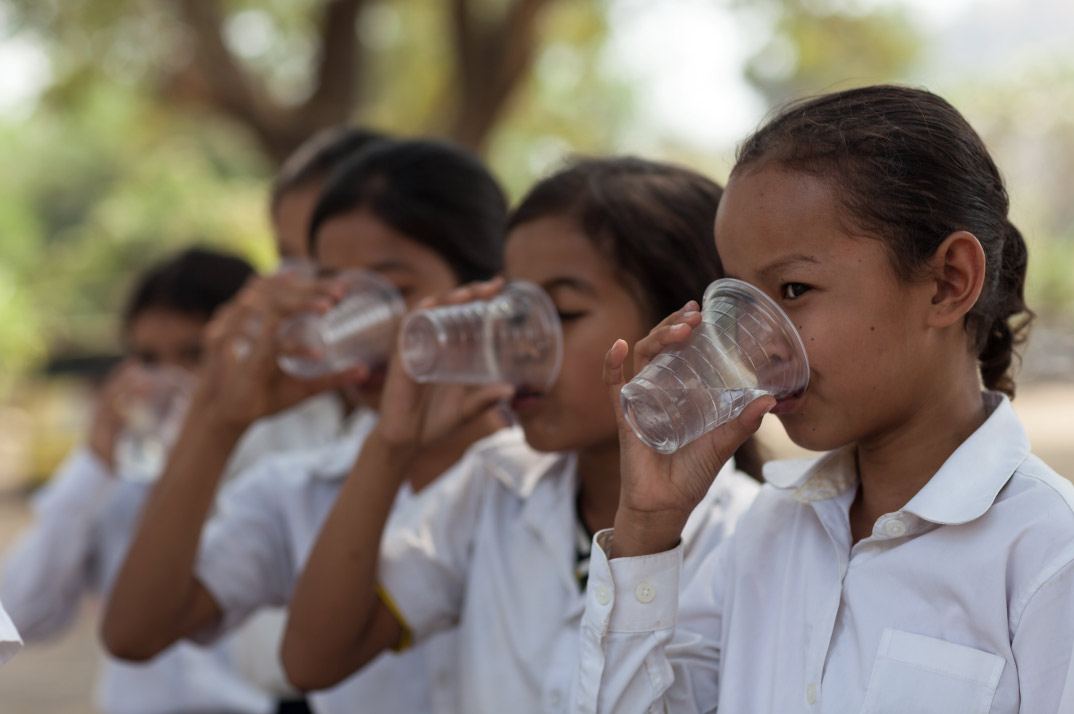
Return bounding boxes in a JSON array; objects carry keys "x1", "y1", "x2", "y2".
[{"x1": 926, "y1": 231, "x2": 986, "y2": 329}]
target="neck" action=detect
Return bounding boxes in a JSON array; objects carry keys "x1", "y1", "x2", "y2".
[
  {"x1": 407, "y1": 410, "x2": 507, "y2": 492},
  {"x1": 576, "y1": 438, "x2": 623, "y2": 534},
  {"x1": 849, "y1": 369, "x2": 987, "y2": 542}
]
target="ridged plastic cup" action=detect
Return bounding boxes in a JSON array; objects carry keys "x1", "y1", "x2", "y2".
[
  {"x1": 113, "y1": 365, "x2": 195, "y2": 483},
  {"x1": 277, "y1": 269, "x2": 405, "y2": 379},
  {"x1": 620, "y1": 278, "x2": 809, "y2": 454},
  {"x1": 398, "y1": 280, "x2": 563, "y2": 392}
]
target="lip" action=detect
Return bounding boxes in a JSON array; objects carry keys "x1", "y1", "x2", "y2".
[
  {"x1": 510, "y1": 388, "x2": 546, "y2": 414},
  {"x1": 771, "y1": 392, "x2": 804, "y2": 415}
]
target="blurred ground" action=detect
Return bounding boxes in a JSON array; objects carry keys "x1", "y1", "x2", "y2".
[{"x1": 0, "y1": 381, "x2": 1071, "y2": 713}]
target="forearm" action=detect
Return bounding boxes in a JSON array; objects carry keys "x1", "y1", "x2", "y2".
[
  {"x1": 102, "y1": 408, "x2": 245, "y2": 659},
  {"x1": 282, "y1": 430, "x2": 410, "y2": 690}
]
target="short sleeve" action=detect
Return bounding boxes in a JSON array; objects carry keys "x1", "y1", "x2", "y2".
[
  {"x1": 193, "y1": 461, "x2": 296, "y2": 644},
  {"x1": 376, "y1": 453, "x2": 487, "y2": 646}
]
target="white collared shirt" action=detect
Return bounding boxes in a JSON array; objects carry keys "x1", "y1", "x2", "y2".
[
  {"x1": 195, "y1": 408, "x2": 457, "y2": 714},
  {"x1": 378, "y1": 427, "x2": 760, "y2": 714},
  {"x1": 0, "y1": 599, "x2": 21, "y2": 667},
  {"x1": 578, "y1": 393, "x2": 1074, "y2": 714},
  {"x1": 0, "y1": 449, "x2": 274, "y2": 714}
]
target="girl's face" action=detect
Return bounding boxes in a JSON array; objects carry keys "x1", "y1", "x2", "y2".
[
  {"x1": 505, "y1": 215, "x2": 650, "y2": 453},
  {"x1": 126, "y1": 308, "x2": 208, "y2": 372},
  {"x1": 715, "y1": 165, "x2": 937, "y2": 452},
  {"x1": 315, "y1": 206, "x2": 459, "y2": 409}
]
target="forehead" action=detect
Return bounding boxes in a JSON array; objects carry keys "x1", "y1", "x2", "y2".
[
  {"x1": 126, "y1": 309, "x2": 206, "y2": 346},
  {"x1": 715, "y1": 166, "x2": 855, "y2": 278},
  {"x1": 313, "y1": 207, "x2": 438, "y2": 273},
  {"x1": 504, "y1": 215, "x2": 616, "y2": 286}
]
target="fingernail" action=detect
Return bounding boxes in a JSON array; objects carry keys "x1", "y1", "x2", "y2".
[
  {"x1": 682, "y1": 310, "x2": 698, "y2": 319},
  {"x1": 673, "y1": 322, "x2": 689, "y2": 331},
  {"x1": 685, "y1": 300, "x2": 699, "y2": 311}
]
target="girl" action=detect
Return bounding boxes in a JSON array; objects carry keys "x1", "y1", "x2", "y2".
[
  {"x1": 1, "y1": 248, "x2": 272, "y2": 714},
  {"x1": 101, "y1": 139, "x2": 509, "y2": 714},
  {"x1": 281, "y1": 157, "x2": 764, "y2": 712},
  {"x1": 581, "y1": 85, "x2": 1074, "y2": 713}
]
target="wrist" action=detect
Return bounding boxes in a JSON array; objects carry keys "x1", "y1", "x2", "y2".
[
  {"x1": 363, "y1": 427, "x2": 420, "y2": 482},
  {"x1": 609, "y1": 506, "x2": 689, "y2": 558}
]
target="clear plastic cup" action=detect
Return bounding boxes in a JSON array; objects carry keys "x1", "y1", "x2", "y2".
[
  {"x1": 277, "y1": 269, "x2": 406, "y2": 379},
  {"x1": 113, "y1": 365, "x2": 195, "y2": 483},
  {"x1": 398, "y1": 280, "x2": 563, "y2": 392},
  {"x1": 620, "y1": 278, "x2": 809, "y2": 454}
]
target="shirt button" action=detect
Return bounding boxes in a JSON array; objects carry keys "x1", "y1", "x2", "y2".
[
  {"x1": 635, "y1": 582, "x2": 656, "y2": 603},
  {"x1": 806, "y1": 682, "x2": 817, "y2": 704},
  {"x1": 594, "y1": 584, "x2": 611, "y2": 605},
  {"x1": 549, "y1": 690, "x2": 562, "y2": 708},
  {"x1": 884, "y1": 519, "x2": 907, "y2": 537}
]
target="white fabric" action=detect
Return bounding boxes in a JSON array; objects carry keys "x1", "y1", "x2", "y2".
[
  {"x1": 378, "y1": 427, "x2": 760, "y2": 714},
  {"x1": 222, "y1": 391, "x2": 351, "y2": 698},
  {"x1": 577, "y1": 393, "x2": 1074, "y2": 714},
  {"x1": 225, "y1": 391, "x2": 346, "y2": 481},
  {"x1": 0, "y1": 449, "x2": 273, "y2": 714},
  {"x1": 195, "y1": 408, "x2": 457, "y2": 714},
  {"x1": 0, "y1": 599, "x2": 21, "y2": 667}
]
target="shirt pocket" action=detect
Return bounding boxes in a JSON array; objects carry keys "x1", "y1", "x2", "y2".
[{"x1": 860, "y1": 628, "x2": 1006, "y2": 714}]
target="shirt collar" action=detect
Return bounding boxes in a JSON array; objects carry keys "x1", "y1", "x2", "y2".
[
  {"x1": 901, "y1": 391, "x2": 1028, "y2": 525},
  {"x1": 760, "y1": 392, "x2": 1029, "y2": 525},
  {"x1": 310, "y1": 407, "x2": 379, "y2": 479}
]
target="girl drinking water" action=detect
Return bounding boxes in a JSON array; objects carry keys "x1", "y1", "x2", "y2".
[
  {"x1": 282, "y1": 157, "x2": 765, "y2": 712},
  {"x1": 580, "y1": 85, "x2": 1074, "y2": 713},
  {"x1": 102, "y1": 139, "x2": 508, "y2": 714}
]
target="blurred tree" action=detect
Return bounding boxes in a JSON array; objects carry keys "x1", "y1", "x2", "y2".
[
  {"x1": 0, "y1": 0, "x2": 627, "y2": 385},
  {"x1": 4, "y1": 0, "x2": 560, "y2": 161},
  {"x1": 735, "y1": 0, "x2": 921, "y2": 106}
]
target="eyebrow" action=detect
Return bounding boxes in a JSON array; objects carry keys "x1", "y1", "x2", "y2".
[
  {"x1": 318, "y1": 259, "x2": 416, "y2": 278},
  {"x1": 538, "y1": 276, "x2": 598, "y2": 296},
  {"x1": 756, "y1": 253, "x2": 821, "y2": 280}
]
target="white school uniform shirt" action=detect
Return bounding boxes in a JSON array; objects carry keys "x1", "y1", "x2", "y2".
[
  {"x1": 194, "y1": 407, "x2": 457, "y2": 714},
  {"x1": 224, "y1": 390, "x2": 348, "y2": 698},
  {"x1": 0, "y1": 599, "x2": 21, "y2": 666},
  {"x1": 0, "y1": 449, "x2": 274, "y2": 714},
  {"x1": 577, "y1": 392, "x2": 1074, "y2": 714},
  {"x1": 377, "y1": 427, "x2": 760, "y2": 714}
]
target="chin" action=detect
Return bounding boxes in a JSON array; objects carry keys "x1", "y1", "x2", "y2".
[
  {"x1": 775, "y1": 413, "x2": 849, "y2": 453},
  {"x1": 517, "y1": 416, "x2": 578, "y2": 454}
]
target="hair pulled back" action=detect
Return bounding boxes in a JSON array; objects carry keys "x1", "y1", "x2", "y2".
[{"x1": 734, "y1": 84, "x2": 1031, "y2": 396}]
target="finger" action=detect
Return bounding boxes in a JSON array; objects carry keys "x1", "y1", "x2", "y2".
[
  {"x1": 698, "y1": 394, "x2": 777, "y2": 467},
  {"x1": 647, "y1": 301, "x2": 702, "y2": 334},
  {"x1": 633, "y1": 321, "x2": 697, "y2": 370},
  {"x1": 457, "y1": 383, "x2": 516, "y2": 425}
]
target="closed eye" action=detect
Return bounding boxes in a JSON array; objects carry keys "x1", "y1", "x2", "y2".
[
  {"x1": 781, "y1": 282, "x2": 811, "y2": 300},
  {"x1": 556, "y1": 311, "x2": 586, "y2": 323}
]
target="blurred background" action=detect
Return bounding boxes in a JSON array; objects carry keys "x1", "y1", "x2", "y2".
[{"x1": 0, "y1": 0, "x2": 1071, "y2": 710}]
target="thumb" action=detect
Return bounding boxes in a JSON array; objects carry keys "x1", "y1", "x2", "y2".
[{"x1": 698, "y1": 394, "x2": 776, "y2": 468}]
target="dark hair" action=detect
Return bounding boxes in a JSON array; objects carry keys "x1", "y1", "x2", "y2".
[
  {"x1": 122, "y1": 248, "x2": 255, "y2": 329},
  {"x1": 270, "y1": 126, "x2": 388, "y2": 215},
  {"x1": 309, "y1": 139, "x2": 507, "y2": 282},
  {"x1": 734, "y1": 85, "x2": 1032, "y2": 396},
  {"x1": 507, "y1": 156, "x2": 766, "y2": 479},
  {"x1": 509, "y1": 157, "x2": 724, "y2": 324}
]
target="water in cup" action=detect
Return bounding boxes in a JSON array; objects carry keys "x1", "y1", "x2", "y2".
[
  {"x1": 277, "y1": 269, "x2": 406, "y2": 379},
  {"x1": 113, "y1": 365, "x2": 194, "y2": 483},
  {"x1": 620, "y1": 278, "x2": 809, "y2": 454},
  {"x1": 398, "y1": 280, "x2": 563, "y2": 392}
]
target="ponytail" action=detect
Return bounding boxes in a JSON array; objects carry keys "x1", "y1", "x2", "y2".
[{"x1": 978, "y1": 221, "x2": 1033, "y2": 397}]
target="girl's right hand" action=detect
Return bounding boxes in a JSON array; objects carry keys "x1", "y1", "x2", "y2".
[
  {"x1": 373, "y1": 278, "x2": 515, "y2": 453},
  {"x1": 194, "y1": 272, "x2": 358, "y2": 431},
  {"x1": 604, "y1": 302, "x2": 776, "y2": 557}
]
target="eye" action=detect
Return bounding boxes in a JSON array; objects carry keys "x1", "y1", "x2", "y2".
[
  {"x1": 556, "y1": 310, "x2": 586, "y2": 323},
  {"x1": 781, "y1": 283, "x2": 811, "y2": 300}
]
